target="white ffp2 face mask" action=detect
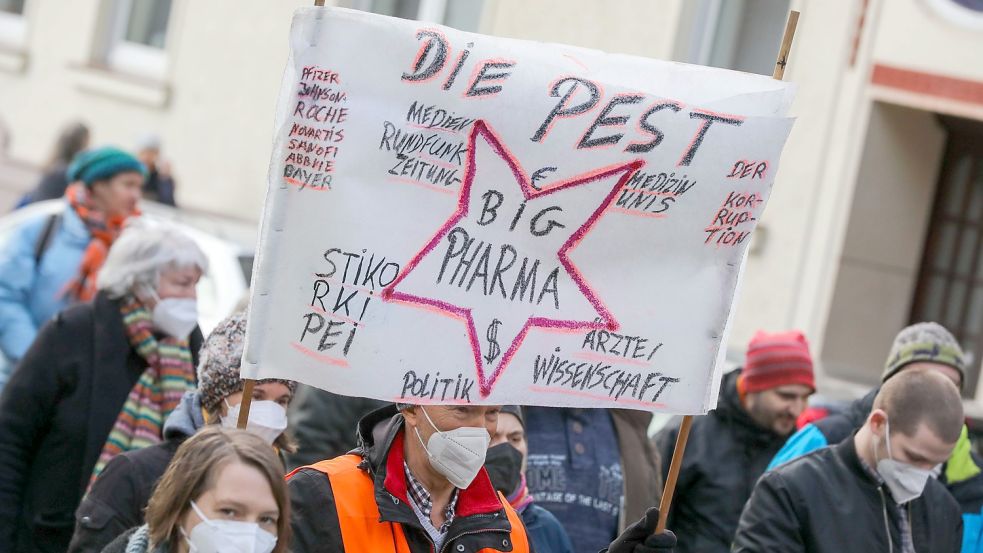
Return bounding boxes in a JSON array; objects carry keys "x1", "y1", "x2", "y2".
[
  {"x1": 183, "y1": 500, "x2": 277, "y2": 553},
  {"x1": 876, "y1": 419, "x2": 934, "y2": 504},
  {"x1": 152, "y1": 297, "x2": 198, "y2": 339},
  {"x1": 222, "y1": 400, "x2": 289, "y2": 445},
  {"x1": 414, "y1": 407, "x2": 490, "y2": 489}
]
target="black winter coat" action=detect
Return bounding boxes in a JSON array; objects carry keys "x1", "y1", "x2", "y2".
[
  {"x1": 67, "y1": 440, "x2": 179, "y2": 553},
  {"x1": 734, "y1": 435, "x2": 962, "y2": 553},
  {"x1": 68, "y1": 391, "x2": 207, "y2": 553},
  {"x1": 797, "y1": 386, "x2": 983, "y2": 516},
  {"x1": 284, "y1": 384, "x2": 388, "y2": 469},
  {"x1": 655, "y1": 369, "x2": 789, "y2": 553},
  {"x1": 0, "y1": 293, "x2": 201, "y2": 553}
]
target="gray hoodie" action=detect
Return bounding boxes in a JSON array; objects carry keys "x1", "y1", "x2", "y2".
[{"x1": 162, "y1": 391, "x2": 206, "y2": 441}]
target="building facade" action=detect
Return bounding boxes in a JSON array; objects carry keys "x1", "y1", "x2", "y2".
[{"x1": 2, "y1": 0, "x2": 982, "y2": 412}]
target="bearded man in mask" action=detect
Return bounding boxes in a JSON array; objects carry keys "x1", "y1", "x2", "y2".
[
  {"x1": 287, "y1": 403, "x2": 532, "y2": 552},
  {"x1": 733, "y1": 368, "x2": 964, "y2": 553},
  {"x1": 655, "y1": 330, "x2": 814, "y2": 553}
]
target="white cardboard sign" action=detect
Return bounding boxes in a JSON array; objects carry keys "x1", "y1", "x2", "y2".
[{"x1": 242, "y1": 7, "x2": 795, "y2": 414}]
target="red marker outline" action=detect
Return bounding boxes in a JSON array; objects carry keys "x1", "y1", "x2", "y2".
[{"x1": 383, "y1": 120, "x2": 643, "y2": 397}]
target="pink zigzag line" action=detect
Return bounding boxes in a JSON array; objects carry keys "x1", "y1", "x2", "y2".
[
  {"x1": 384, "y1": 291, "x2": 484, "y2": 375},
  {"x1": 383, "y1": 120, "x2": 644, "y2": 398},
  {"x1": 467, "y1": 120, "x2": 643, "y2": 334}
]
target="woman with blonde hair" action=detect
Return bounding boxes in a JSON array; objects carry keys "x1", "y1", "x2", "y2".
[{"x1": 102, "y1": 426, "x2": 291, "y2": 553}]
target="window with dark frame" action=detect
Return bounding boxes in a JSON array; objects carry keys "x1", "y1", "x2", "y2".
[
  {"x1": 122, "y1": 0, "x2": 172, "y2": 49},
  {"x1": 101, "y1": 0, "x2": 174, "y2": 80},
  {"x1": 911, "y1": 119, "x2": 983, "y2": 397}
]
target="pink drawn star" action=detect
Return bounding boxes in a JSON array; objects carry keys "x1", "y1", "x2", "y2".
[{"x1": 382, "y1": 120, "x2": 643, "y2": 398}]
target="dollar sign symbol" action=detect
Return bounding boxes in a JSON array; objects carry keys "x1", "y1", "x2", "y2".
[{"x1": 484, "y1": 319, "x2": 502, "y2": 365}]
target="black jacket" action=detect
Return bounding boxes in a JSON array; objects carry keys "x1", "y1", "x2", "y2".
[
  {"x1": 800, "y1": 386, "x2": 983, "y2": 517},
  {"x1": 285, "y1": 385, "x2": 388, "y2": 469},
  {"x1": 811, "y1": 387, "x2": 876, "y2": 445},
  {"x1": 733, "y1": 435, "x2": 962, "y2": 553},
  {"x1": 68, "y1": 441, "x2": 178, "y2": 553},
  {"x1": 66, "y1": 392, "x2": 206, "y2": 553},
  {"x1": 288, "y1": 405, "x2": 528, "y2": 553},
  {"x1": 99, "y1": 527, "x2": 138, "y2": 553},
  {"x1": 0, "y1": 293, "x2": 202, "y2": 553},
  {"x1": 654, "y1": 369, "x2": 788, "y2": 553}
]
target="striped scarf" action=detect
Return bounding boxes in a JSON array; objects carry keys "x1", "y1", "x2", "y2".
[{"x1": 90, "y1": 296, "x2": 196, "y2": 484}]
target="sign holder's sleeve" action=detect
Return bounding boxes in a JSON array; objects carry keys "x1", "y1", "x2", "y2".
[{"x1": 653, "y1": 9, "x2": 800, "y2": 535}]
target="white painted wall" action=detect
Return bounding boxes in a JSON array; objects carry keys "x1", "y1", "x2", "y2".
[
  {"x1": 0, "y1": 0, "x2": 311, "y2": 219},
  {"x1": 480, "y1": 0, "x2": 685, "y2": 59},
  {"x1": 875, "y1": 0, "x2": 983, "y2": 80},
  {"x1": 822, "y1": 103, "x2": 945, "y2": 385},
  {"x1": 728, "y1": 0, "x2": 870, "y2": 355}
]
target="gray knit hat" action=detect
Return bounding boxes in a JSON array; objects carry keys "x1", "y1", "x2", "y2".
[
  {"x1": 197, "y1": 310, "x2": 298, "y2": 412},
  {"x1": 883, "y1": 322, "x2": 967, "y2": 386}
]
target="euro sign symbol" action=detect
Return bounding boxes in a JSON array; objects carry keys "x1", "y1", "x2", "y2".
[{"x1": 484, "y1": 319, "x2": 502, "y2": 364}]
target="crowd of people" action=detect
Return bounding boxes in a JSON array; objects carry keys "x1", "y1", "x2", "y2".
[{"x1": 0, "y1": 135, "x2": 977, "y2": 553}]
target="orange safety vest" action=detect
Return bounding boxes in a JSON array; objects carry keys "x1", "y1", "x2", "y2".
[{"x1": 298, "y1": 454, "x2": 530, "y2": 553}]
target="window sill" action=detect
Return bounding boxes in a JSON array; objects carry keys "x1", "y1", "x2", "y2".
[
  {"x1": 69, "y1": 63, "x2": 170, "y2": 109},
  {"x1": 0, "y1": 46, "x2": 27, "y2": 74}
]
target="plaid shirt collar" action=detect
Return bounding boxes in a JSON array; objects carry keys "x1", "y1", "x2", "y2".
[{"x1": 404, "y1": 461, "x2": 459, "y2": 533}]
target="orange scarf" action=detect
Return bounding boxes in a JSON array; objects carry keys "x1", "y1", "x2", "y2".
[{"x1": 64, "y1": 183, "x2": 138, "y2": 301}]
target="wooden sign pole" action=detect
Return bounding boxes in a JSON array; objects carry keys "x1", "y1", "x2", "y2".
[
  {"x1": 772, "y1": 11, "x2": 799, "y2": 81},
  {"x1": 653, "y1": 414, "x2": 693, "y2": 533},
  {"x1": 236, "y1": 379, "x2": 256, "y2": 429},
  {"x1": 240, "y1": 0, "x2": 327, "y2": 433},
  {"x1": 653, "y1": 9, "x2": 799, "y2": 535}
]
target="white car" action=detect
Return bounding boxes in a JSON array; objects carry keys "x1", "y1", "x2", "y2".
[{"x1": 0, "y1": 199, "x2": 257, "y2": 335}]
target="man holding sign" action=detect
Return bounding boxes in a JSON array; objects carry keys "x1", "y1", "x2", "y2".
[
  {"x1": 286, "y1": 403, "x2": 533, "y2": 552},
  {"x1": 287, "y1": 402, "x2": 677, "y2": 553}
]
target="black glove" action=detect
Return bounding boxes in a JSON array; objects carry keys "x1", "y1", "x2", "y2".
[{"x1": 604, "y1": 507, "x2": 677, "y2": 553}]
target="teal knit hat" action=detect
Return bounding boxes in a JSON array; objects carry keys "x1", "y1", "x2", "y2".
[
  {"x1": 883, "y1": 322, "x2": 967, "y2": 386},
  {"x1": 67, "y1": 146, "x2": 147, "y2": 187}
]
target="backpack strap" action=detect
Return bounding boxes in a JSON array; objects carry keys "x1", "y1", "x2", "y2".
[{"x1": 34, "y1": 213, "x2": 62, "y2": 268}]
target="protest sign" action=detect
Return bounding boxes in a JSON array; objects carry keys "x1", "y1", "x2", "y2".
[{"x1": 241, "y1": 7, "x2": 796, "y2": 414}]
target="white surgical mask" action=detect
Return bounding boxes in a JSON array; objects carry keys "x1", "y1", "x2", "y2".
[
  {"x1": 222, "y1": 400, "x2": 288, "y2": 445},
  {"x1": 413, "y1": 407, "x2": 490, "y2": 489},
  {"x1": 152, "y1": 297, "x2": 198, "y2": 339},
  {"x1": 876, "y1": 419, "x2": 934, "y2": 504},
  {"x1": 182, "y1": 500, "x2": 277, "y2": 553}
]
